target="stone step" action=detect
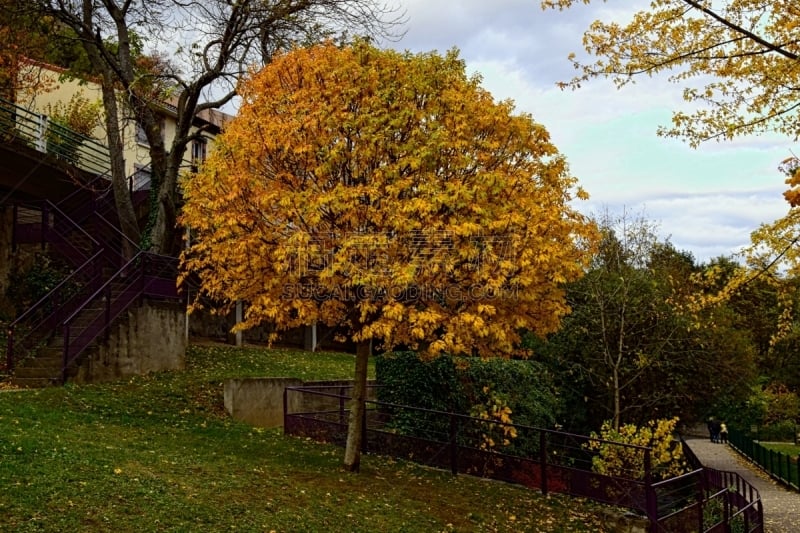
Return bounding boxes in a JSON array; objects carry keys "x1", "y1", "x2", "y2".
[{"x1": 13, "y1": 359, "x2": 62, "y2": 379}]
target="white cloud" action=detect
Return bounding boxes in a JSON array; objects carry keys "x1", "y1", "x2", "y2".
[{"x1": 387, "y1": 0, "x2": 797, "y2": 262}]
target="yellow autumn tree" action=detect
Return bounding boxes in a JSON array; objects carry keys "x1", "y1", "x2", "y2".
[
  {"x1": 179, "y1": 40, "x2": 597, "y2": 471},
  {"x1": 543, "y1": 0, "x2": 800, "y2": 146}
]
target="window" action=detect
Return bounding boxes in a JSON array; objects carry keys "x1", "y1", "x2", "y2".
[
  {"x1": 132, "y1": 164, "x2": 152, "y2": 191},
  {"x1": 136, "y1": 117, "x2": 166, "y2": 146},
  {"x1": 191, "y1": 137, "x2": 208, "y2": 172}
]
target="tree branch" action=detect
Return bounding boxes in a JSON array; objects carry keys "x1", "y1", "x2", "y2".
[{"x1": 680, "y1": 0, "x2": 798, "y2": 60}]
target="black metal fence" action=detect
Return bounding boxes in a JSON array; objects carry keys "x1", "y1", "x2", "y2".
[
  {"x1": 729, "y1": 428, "x2": 800, "y2": 491},
  {"x1": 284, "y1": 385, "x2": 763, "y2": 532}
]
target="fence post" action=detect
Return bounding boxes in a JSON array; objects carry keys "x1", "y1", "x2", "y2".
[
  {"x1": 786, "y1": 453, "x2": 791, "y2": 486},
  {"x1": 35, "y1": 113, "x2": 46, "y2": 152},
  {"x1": 644, "y1": 448, "x2": 657, "y2": 533},
  {"x1": 283, "y1": 387, "x2": 288, "y2": 432},
  {"x1": 724, "y1": 488, "x2": 731, "y2": 530},
  {"x1": 360, "y1": 399, "x2": 367, "y2": 453},
  {"x1": 449, "y1": 413, "x2": 458, "y2": 476},
  {"x1": 770, "y1": 449, "x2": 775, "y2": 478},
  {"x1": 339, "y1": 386, "x2": 346, "y2": 426},
  {"x1": 539, "y1": 430, "x2": 548, "y2": 495},
  {"x1": 696, "y1": 471, "x2": 706, "y2": 533}
]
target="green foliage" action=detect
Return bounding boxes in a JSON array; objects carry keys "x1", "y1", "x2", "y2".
[
  {"x1": 376, "y1": 351, "x2": 561, "y2": 453},
  {"x1": 377, "y1": 352, "x2": 560, "y2": 425},
  {"x1": 375, "y1": 351, "x2": 464, "y2": 439},
  {"x1": 44, "y1": 92, "x2": 102, "y2": 161},
  {"x1": 760, "y1": 384, "x2": 800, "y2": 426},
  {"x1": 711, "y1": 388, "x2": 764, "y2": 435},
  {"x1": 757, "y1": 420, "x2": 798, "y2": 442},
  {"x1": 718, "y1": 383, "x2": 800, "y2": 440},
  {"x1": 469, "y1": 386, "x2": 518, "y2": 451},
  {"x1": 46, "y1": 93, "x2": 102, "y2": 137},
  {"x1": 531, "y1": 213, "x2": 759, "y2": 432},
  {"x1": 376, "y1": 352, "x2": 461, "y2": 411},
  {"x1": 459, "y1": 356, "x2": 560, "y2": 430},
  {"x1": 703, "y1": 497, "x2": 747, "y2": 533},
  {"x1": 6, "y1": 253, "x2": 71, "y2": 316}
]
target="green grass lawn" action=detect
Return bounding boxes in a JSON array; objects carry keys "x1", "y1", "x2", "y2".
[
  {"x1": 0, "y1": 342, "x2": 620, "y2": 532},
  {"x1": 761, "y1": 442, "x2": 800, "y2": 457}
]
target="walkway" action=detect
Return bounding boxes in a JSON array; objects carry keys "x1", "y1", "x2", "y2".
[{"x1": 683, "y1": 434, "x2": 800, "y2": 533}]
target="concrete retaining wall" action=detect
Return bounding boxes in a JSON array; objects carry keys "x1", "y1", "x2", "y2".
[
  {"x1": 75, "y1": 300, "x2": 186, "y2": 383},
  {"x1": 224, "y1": 378, "x2": 376, "y2": 428}
]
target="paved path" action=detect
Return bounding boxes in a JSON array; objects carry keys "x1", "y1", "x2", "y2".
[{"x1": 683, "y1": 435, "x2": 800, "y2": 533}]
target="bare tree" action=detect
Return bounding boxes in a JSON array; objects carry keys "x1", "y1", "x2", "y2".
[{"x1": 26, "y1": 0, "x2": 404, "y2": 254}]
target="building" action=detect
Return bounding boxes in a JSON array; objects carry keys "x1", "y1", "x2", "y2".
[{"x1": 1, "y1": 60, "x2": 231, "y2": 386}]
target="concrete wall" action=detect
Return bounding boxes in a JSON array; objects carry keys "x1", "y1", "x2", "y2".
[
  {"x1": 224, "y1": 378, "x2": 303, "y2": 428},
  {"x1": 75, "y1": 300, "x2": 186, "y2": 383},
  {"x1": 224, "y1": 378, "x2": 377, "y2": 428}
]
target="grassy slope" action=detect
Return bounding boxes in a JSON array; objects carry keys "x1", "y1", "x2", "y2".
[{"x1": 0, "y1": 343, "x2": 618, "y2": 532}]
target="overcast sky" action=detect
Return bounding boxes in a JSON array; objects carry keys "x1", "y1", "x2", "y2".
[{"x1": 383, "y1": 0, "x2": 795, "y2": 263}]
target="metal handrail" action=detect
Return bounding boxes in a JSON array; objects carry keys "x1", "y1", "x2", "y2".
[
  {"x1": 0, "y1": 97, "x2": 111, "y2": 175},
  {"x1": 60, "y1": 251, "x2": 180, "y2": 381},
  {"x1": 6, "y1": 249, "x2": 107, "y2": 373}
]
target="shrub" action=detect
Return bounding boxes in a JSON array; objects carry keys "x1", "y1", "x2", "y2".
[
  {"x1": 375, "y1": 351, "x2": 561, "y2": 452},
  {"x1": 45, "y1": 92, "x2": 102, "y2": 161},
  {"x1": 586, "y1": 417, "x2": 689, "y2": 481},
  {"x1": 6, "y1": 253, "x2": 72, "y2": 315}
]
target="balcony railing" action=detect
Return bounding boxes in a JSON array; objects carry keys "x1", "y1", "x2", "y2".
[{"x1": 0, "y1": 97, "x2": 111, "y2": 176}]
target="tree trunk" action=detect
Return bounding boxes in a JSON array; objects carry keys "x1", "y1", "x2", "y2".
[
  {"x1": 343, "y1": 340, "x2": 371, "y2": 472},
  {"x1": 613, "y1": 366, "x2": 620, "y2": 431},
  {"x1": 99, "y1": 82, "x2": 141, "y2": 255}
]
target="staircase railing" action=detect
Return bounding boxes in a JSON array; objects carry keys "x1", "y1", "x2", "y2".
[
  {"x1": 678, "y1": 434, "x2": 764, "y2": 532},
  {"x1": 3, "y1": 99, "x2": 183, "y2": 383},
  {"x1": 5, "y1": 250, "x2": 107, "y2": 373},
  {"x1": 7, "y1": 202, "x2": 182, "y2": 381},
  {"x1": 12, "y1": 200, "x2": 101, "y2": 267},
  {"x1": 6, "y1": 197, "x2": 114, "y2": 372},
  {"x1": 60, "y1": 251, "x2": 180, "y2": 383}
]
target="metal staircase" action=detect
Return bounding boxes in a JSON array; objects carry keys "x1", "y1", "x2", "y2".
[{"x1": 1, "y1": 100, "x2": 182, "y2": 386}]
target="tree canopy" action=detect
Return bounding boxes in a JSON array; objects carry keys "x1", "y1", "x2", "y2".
[
  {"x1": 543, "y1": 0, "x2": 800, "y2": 146},
  {"x1": 180, "y1": 41, "x2": 597, "y2": 468}
]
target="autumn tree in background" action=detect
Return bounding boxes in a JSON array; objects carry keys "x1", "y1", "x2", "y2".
[
  {"x1": 542, "y1": 0, "x2": 800, "y2": 146},
  {"x1": 180, "y1": 41, "x2": 597, "y2": 471},
  {"x1": 22, "y1": 0, "x2": 400, "y2": 254},
  {"x1": 0, "y1": 1, "x2": 59, "y2": 99}
]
